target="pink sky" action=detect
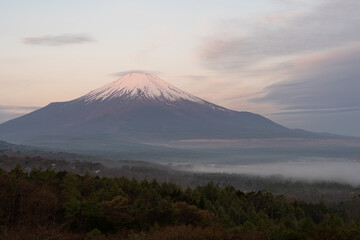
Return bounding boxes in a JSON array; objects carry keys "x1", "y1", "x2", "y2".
[{"x1": 1, "y1": 0, "x2": 360, "y2": 136}]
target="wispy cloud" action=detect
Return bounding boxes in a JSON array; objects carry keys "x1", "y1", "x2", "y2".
[
  {"x1": 252, "y1": 10, "x2": 300, "y2": 25},
  {"x1": 252, "y1": 43, "x2": 360, "y2": 111},
  {"x1": 0, "y1": 105, "x2": 39, "y2": 124},
  {"x1": 196, "y1": 0, "x2": 360, "y2": 136},
  {"x1": 0, "y1": 105, "x2": 39, "y2": 114},
  {"x1": 200, "y1": 0, "x2": 360, "y2": 71},
  {"x1": 250, "y1": 42, "x2": 360, "y2": 136},
  {"x1": 111, "y1": 70, "x2": 162, "y2": 77},
  {"x1": 182, "y1": 75, "x2": 209, "y2": 81},
  {"x1": 22, "y1": 34, "x2": 94, "y2": 46},
  {"x1": 269, "y1": 107, "x2": 360, "y2": 116}
]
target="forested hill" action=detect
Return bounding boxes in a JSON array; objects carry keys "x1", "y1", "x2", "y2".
[
  {"x1": 1, "y1": 153, "x2": 358, "y2": 203},
  {"x1": 1, "y1": 167, "x2": 360, "y2": 240}
]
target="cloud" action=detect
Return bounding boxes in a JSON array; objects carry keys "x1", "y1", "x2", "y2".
[
  {"x1": 201, "y1": 0, "x2": 360, "y2": 71},
  {"x1": 187, "y1": 159, "x2": 360, "y2": 185},
  {"x1": 0, "y1": 105, "x2": 39, "y2": 113},
  {"x1": 269, "y1": 108, "x2": 360, "y2": 136},
  {"x1": 252, "y1": 43, "x2": 360, "y2": 111},
  {"x1": 0, "y1": 105, "x2": 39, "y2": 124},
  {"x1": 250, "y1": 43, "x2": 360, "y2": 136},
  {"x1": 269, "y1": 107, "x2": 360, "y2": 116},
  {"x1": 111, "y1": 70, "x2": 162, "y2": 77},
  {"x1": 197, "y1": 0, "x2": 360, "y2": 136},
  {"x1": 22, "y1": 34, "x2": 94, "y2": 46},
  {"x1": 252, "y1": 11, "x2": 300, "y2": 25},
  {"x1": 182, "y1": 75, "x2": 209, "y2": 81}
]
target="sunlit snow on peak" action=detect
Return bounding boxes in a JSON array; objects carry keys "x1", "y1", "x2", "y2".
[{"x1": 82, "y1": 73, "x2": 205, "y2": 103}]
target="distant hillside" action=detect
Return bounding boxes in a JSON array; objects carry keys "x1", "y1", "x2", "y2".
[{"x1": 1, "y1": 144, "x2": 358, "y2": 203}]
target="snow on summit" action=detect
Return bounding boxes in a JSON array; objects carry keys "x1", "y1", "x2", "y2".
[{"x1": 82, "y1": 73, "x2": 204, "y2": 103}]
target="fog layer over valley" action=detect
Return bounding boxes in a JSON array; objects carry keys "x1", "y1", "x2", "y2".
[{"x1": 173, "y1": 158, "x2": 360, "y2": 186}]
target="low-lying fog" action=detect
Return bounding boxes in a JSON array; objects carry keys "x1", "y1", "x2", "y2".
[{"x1": 172, "y1": 158, "x2": 360, "y2": 186}]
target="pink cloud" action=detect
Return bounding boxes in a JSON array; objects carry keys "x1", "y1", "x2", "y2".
[{"x1": 22, "y1": 34, "x2": 94, "y2": 46}]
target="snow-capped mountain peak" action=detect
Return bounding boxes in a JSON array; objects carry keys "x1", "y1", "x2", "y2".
[
  {"x1": 82, "y1": 73, "x2": 204, "y2": 103},
  {"x1": 0, "y1": 71, "x2": 317, "y2": 144}
]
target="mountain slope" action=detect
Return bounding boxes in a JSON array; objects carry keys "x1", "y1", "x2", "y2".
[{"x1": 0, "y1": 73, "x2": 330, "y2": 143}]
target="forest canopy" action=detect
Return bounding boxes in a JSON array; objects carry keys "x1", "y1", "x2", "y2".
[{"x1": 1, "y1": 165, "x2": 360, "y2": 240}]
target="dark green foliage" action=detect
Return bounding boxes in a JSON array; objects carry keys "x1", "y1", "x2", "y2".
[{"x1": 0, "y1": 166, "x2": 360, "y2": 239}]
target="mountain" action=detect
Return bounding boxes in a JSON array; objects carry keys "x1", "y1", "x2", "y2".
[{"x1": 0, "y1": 73, "x2": 331, "y2": 144}]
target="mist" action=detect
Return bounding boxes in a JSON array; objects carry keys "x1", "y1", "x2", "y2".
[{"x1": 176, "y1": 158, "x2": 360, "y2": 186}]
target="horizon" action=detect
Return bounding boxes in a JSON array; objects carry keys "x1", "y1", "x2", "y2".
[{"x1": 1, "y1": 0, "x2": 360, "y2": 136}]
